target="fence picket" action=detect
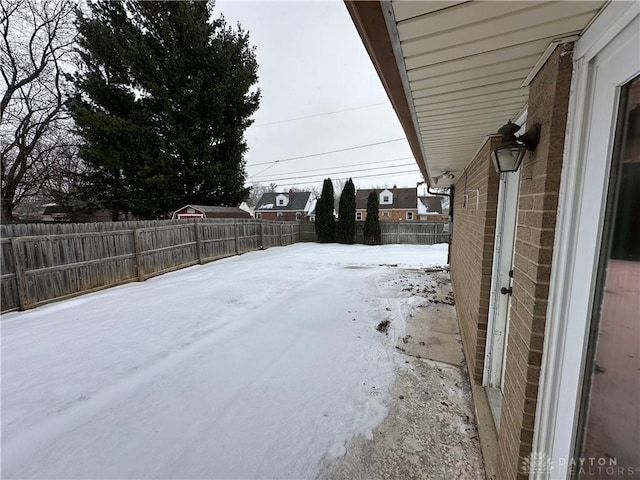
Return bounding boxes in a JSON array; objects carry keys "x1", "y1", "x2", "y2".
[{"x1": 11, "y1": 239, "x2": 29, "y2": 310}]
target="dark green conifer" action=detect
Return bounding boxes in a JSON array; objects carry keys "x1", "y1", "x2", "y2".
[
  {"x1": 336, "y1": 179, "x2": 356, "y2": 244},
  {"x1": 363, "y1": 191, "x2": 381, "y2": 245},
  {"x1": 315, "y1": 178, "x2": 335, "y2": 242},
  {"x1": 71, "y1": 1, "x2": 260, "y2": 219}
]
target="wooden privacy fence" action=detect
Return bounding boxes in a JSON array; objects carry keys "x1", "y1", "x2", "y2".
[
  {"x1": 299, "y1": 221, "x2": 449, "y2": 245},
  {"x1": 1, "y1": 219, "x2": 299, "y2": 313}
]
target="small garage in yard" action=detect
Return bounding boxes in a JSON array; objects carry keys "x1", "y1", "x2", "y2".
[{"x1": 172, "y1": 205, "x2": 252, "y2": 220}]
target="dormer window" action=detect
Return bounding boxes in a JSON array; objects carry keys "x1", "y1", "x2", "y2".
[
  {"x1": 275, "y1": 194, "x2": 289, "y2": 207},
  {"x1": 379, "y1": 189, "x2": 393, "y2": 205}
]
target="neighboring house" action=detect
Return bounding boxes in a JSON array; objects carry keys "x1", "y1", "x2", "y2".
[
  {"x1": 355, "y1": 186, "x2": 418, "y2": 221},
  {"x1": 417, "y1": 196, "x2": 448, "y2": 222},
  {"x1": 254, "y1": 191, "x2": 314, "y2": 221},
  {"x1": 41, "y1": 204, "x2": 70, "y2": 222},
  {"x1": 35, "y1": 204, "x2": 112, "y2": 223},
  {"x1": 306, "y1": 201, "x2": 317, "y2": 222},
  {"x1": 238, "y1": 201, "x2": 254, "y2": 218},
  {"x1": 172, "y1": 205, "x2": 252, "y2": 220},
  {"x1": 347, "y1": 2, "x2": 638, "y2": 479}
]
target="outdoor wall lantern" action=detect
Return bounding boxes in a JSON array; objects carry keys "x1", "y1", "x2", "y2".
[{"x1": 491, "y1": 120, "x2": 541, "y2": 173}]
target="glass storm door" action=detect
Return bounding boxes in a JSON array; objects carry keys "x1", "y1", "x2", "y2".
[{"x1": 574, "y1": 75, "x2": 640, "y2": 479}]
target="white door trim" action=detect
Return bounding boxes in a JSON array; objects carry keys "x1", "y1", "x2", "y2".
[
  {"x1": 531, "y1": 3, "x2": 640, "y2": 478},
  {"x1": 484, "y1": 110, "x2": 526, "y2": 391},
  {"x1": 484, "y1": 169, "x2": 520, "y2": 389}
]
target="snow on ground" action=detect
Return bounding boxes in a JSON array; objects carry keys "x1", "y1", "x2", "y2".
[{"x1": 1, "y1": 243, "x2": 448, "y2": 479}]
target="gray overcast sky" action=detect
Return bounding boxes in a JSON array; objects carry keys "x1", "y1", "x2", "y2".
[{"x1": 216, "y1": 0, "x2": 425, "y2": 194}]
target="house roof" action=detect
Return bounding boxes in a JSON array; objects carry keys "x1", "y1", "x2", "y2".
[
  {"x1": 355, "y1": 188, "x2": 417, "y2": 210},
  {"x1": 173, "y1": 205, "x2": 251, "y2": 218},
  {"x1": 255, "y1": 192, "x2": 313, "y2": 211},
  {"x1": 345, "y1": 1, "x2": 606, "y2": 187},
  {"x1": 418, "y1": 196, "x2": 443, "y2": 214},
  {"x1": 43, "y1": 205, "x2": 70, "y2": 215}
]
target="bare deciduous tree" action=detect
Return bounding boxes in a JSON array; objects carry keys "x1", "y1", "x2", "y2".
[
  {"x1": 246, "y1": 182, "x2": 278, "y2": 207},
  {"x1": 1, "y1": 0, "x2": 77, "y2": 223}
]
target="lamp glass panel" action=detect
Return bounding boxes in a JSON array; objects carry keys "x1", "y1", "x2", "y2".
[
  {"x1": 494, "y1": 145, "x2": 526, "y2": 172},
  {"x1": 491, "y1": 151, "x2": 500, "y2": 173}
]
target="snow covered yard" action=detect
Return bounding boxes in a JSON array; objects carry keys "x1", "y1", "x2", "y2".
[{"x1": 2, "y1": 243, "x2": 450, "y2": 479}]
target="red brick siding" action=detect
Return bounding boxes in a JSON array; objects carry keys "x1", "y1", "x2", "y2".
[
  {"x1": 496, "y1": 43, "x2": 574, "y2": 480},
  {"x1": 450, "y1": 137, "x2": 501, "y2": 384},
  {"x1": 256, "y1": 211, "x2": 306, "y2": 222},
  {"x1": 355, "y1": 209, "x2": 419, "y2": 221}
]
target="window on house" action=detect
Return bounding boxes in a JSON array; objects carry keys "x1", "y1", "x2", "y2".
[
  {"x1": 296, "y1": 212, "x2": 302, "y2": 221},
  {"x1": 187, "y1": 208, "x2": 195, "y2": 214},
  {"x1": 382, "y1": 211, "x2": 389, "y2": 217},
  {"x1": 310, "y1": 217, "x2": 315, "y2": 222},
  {"x1": 278, "y1": 199, "x2": 285, "y2": 206},
  {"x1": 383, "y1": 196, "x2": 389, "y2": 202},
  {"x1": 356, "y1": 212, "x2": 362, "y2": 220},
  {"x1": 256, "y1": 212, "x2": 262, "y2": 219},
  {"x1": 277, "y1": 212, "x2": 283, "y2": 217},
  {"x1": 406, "y1": 212, "x2": 414, "y2": 220}
]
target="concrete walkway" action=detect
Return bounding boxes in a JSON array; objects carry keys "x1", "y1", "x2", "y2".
[{"x1": 319, "y1": 269, "x2": 486, "y2": 480}]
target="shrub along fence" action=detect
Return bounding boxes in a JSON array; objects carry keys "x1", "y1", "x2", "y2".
[
  {"x1": 1, "y1": 219, "x2": 298, "y2": 313},
  {"x1": 299, "y1": 221, "x2": 449, "y2": 244}
]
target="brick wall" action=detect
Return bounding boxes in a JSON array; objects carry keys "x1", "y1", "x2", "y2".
[
  {"x1": 256, "y1": 211, "x2": 305, "y2": 222},
  {"x1": 450, "y1": 137, "x2": 501, "y2": 384},
  {"x1": 496, "y1": 43, "x2": 575, "y2": 480},
  {"x1": 355, "y1": 209, "x2": 418, "y2": 221}
]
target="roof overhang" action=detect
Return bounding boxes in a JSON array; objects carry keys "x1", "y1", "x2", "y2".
[{"x1": 345, "y1": 0, "x2": 607, "y2": 187}]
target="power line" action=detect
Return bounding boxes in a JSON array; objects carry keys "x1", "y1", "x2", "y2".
[
  {"x1": 246, "y1": 137, "x2": 407, "y2": 168},
  {"x1": 250, "y1": 156, "x2": 414, "y2": 180},
  {"x1": 251, "y1": 102, "x2": 389, "y2": 127},
  {"x1": 251, "y1": 163, "x2": 279, "y2": 178},
  {"x1": 252, "y1": 162, "x2": 417, "y2": 183},
  {"x1": 256, "y1": 169, "x2": 421, "y2": 187}
]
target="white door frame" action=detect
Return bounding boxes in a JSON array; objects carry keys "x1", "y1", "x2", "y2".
[
  {"x1": 531, "y1": 3, "x2": 640, "y2": 478},
  {"x1": 484, "y1": 168, "x2": 521, "y2": 389},
  {"x1": 484, "y1": 111, "x2": 526, "y2": 391}
]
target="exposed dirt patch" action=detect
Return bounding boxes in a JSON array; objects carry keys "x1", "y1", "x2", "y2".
[{"x1": 376, "y1": 320, "x2": 391, "y2": 333}]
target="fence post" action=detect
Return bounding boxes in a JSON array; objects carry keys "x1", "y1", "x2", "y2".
[
  {"x1": 11, "y1": 238, "x2": 30, "y2": 310},
  {"x1": 234, "y1": 222, "x2": 240, "y2": 254},
  {"x1": 280, "y1": 223, "x2": 284, "y2": 246},
  {"x1": 194, "y1": 221, "x2": 203, "y2": 264},
  {"x1": 397, "y1": 222, "x2": 400, "y2": 244},
  {"x1": 133, "y1": 229, "x2": 145, "y2": 281},
  {"x1": 259, "y1": 220, "x2": 264, "y2": 248},
  {"x1": 290, "y1": 223, "x2": 294, "y2": 244}
]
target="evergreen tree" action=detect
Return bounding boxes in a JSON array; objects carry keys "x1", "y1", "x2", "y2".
[
  {"x1": 71, "y1": 1, "x2": 260, "y2": 219},
  {"x1": 336, "y1": 178, "x2": 356, "y2": 244},
  {"x1": 315, "y1": 178, "x2": 335, "y2": 243},
  {"x1": 363, "y1": 191, "x2": 381, "y2": 245}
]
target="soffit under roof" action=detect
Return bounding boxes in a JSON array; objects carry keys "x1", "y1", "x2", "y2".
[{"x1": 387, "y1": 0, "x2": 606, "y2": 187}]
